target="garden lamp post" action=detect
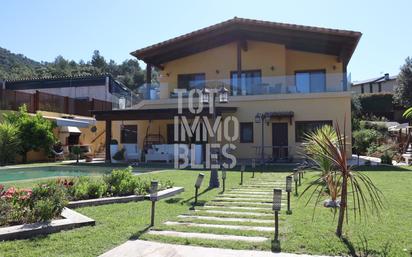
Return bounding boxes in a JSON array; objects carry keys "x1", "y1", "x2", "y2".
[
  {"x1": 255, "y1": 112, "x2": 269, "y2": 165},
  {"x1": 251, "y1": 158, "x2": 256, "y2": 178},
  {"x1": 293, "y1": 169, "x2": 299, "y2": 196},
  {"x1": 150, "y1": 180, "x2": 159, "y2": 227},
  {"x1": 240, "y1": 162, "x2": 245, "y2": 185},
  {"x1": 273, "y1": 189, "x2": 282, "y2": 241},
  {"x1": 201, "y1": 86, "x2": 229, "y2": 188},
  {"x1": 286, "y1": 176, "x2": 292, "y2": 214},
  {"x1": 221, "y1": 167, "x2": 227, "y2": 193},
  {"x1": 194, "y1": 173, "x2": 204, "y2": 206}
]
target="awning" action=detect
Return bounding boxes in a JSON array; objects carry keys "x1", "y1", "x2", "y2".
[
  {"x1": 266, "y1": 111, "x2": 294, "y2": 124},
  {"x1": 39, "y1": 115, "x2": 94, "y2": 128},
  {"x1": 59, "y1": 126, "x2": 81, "y2": 134}
]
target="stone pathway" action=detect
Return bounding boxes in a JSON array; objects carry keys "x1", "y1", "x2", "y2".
[
  {"x1": 143, "y1": 178, "x2": 289, "y2": 246},
  {"x1": 101, "y1": 176, "x2": 299, "y2": 257},
  {"x1": 100, "y1": 239, "x2": 333, "y2": 257}
]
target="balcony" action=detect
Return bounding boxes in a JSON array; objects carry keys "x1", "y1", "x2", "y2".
[{"x1": 111, "y1": 73, "x2": 350, "y2": 109}]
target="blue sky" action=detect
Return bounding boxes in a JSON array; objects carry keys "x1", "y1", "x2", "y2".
[{"x1": 1, "y1": 0, "x2": 410, "y2": 81}]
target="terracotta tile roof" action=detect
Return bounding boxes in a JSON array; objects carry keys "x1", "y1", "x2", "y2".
[{"x1": 131, "y1": 17, "x2": 362, "y2": 64}]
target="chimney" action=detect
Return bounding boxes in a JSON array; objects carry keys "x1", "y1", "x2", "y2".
[{"x1": 384, "y1": 73, "x2": 390, "y2": 80}]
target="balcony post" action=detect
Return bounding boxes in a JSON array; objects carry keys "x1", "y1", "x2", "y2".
[
  {"x1": 146, "y1": 63, "x2": 152, "y2": 99},
  {"x1": 105, "y1": 119, "x2": 112, "y2": 163},
  {"x1": 236, "y1": 41, "x2": 242, "y2": 86},
  {"x1": 342, "y1": 62, "x2": 348, "y2": 91}
]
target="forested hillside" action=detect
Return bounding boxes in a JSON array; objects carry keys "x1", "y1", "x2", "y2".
[{"x1": 0, "y1": 48, "x2": 146, "y2": 90}]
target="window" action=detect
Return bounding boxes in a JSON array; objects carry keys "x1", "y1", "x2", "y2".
[
  {"x1": 295, "y1": 70, "x2": 326, "y2": 93},
  {"x1": 230, "y1": 70, "x2": 262, "y2": 96},
  {"x1": 240, "y1": 122, "x2": 254, "y2": 143},
  {"x1": 295, "y1": 121, "x2": 332, "y2": 142},
  {"x1": 361, "y1": 85, "x2": 364, "y2": 94},
  {"x1": 121, "y1": 125, "x2": 137, "y2": 144},
  {"x1": 177, "y1": 73, "x2": 206, "y2": 90}
]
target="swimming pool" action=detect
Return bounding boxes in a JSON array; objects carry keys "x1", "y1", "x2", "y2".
[{"x1": 0, "y1": 165, "x2": 116, "y2": 182}]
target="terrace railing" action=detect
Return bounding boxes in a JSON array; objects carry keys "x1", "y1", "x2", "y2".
[{"x1": 0, "y1": 89, "x2": 112, "y2": 116}]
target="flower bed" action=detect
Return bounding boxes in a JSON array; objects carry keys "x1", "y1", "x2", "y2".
[
  {"x1": 0, "y1": 167, "x2": 175, "y2": 226},
  {"x1": 57, "y1": 167, "x2": 174, "y2": 201},
  {"x1": 0, "y1": 183, "x2": 67, "y2": 227}
]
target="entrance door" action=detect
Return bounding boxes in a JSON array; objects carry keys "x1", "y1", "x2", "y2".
[{"x1": 272, "y1": 123, "x2": 288, "y2": 160}]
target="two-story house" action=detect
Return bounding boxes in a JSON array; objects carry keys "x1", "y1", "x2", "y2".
[{"x1": 93, "y1": 17, "x2": 361, "y2": 164}]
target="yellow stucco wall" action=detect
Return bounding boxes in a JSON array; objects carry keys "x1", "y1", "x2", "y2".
[
  {"x1": 110, "y1": 92, "x2": 352, "y2": 160},
  {"x1": 158, "y1": 40, "x2": 344, "y2": 98}
]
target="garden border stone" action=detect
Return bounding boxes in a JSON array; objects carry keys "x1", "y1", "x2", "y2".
[
  {"x1": 144, "y1": 187, "x2": 185, "y2": 201},
  {"x1": 68, "y1": 187, "x2": 184, "y2": 208},
  {"x1": 0, "y1": 208, "x2": 95, "y2": 241},
  {"x1": 67, "y1": 195, "x2": 145, "y2": 208}
]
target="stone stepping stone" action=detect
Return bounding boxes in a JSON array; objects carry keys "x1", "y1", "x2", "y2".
[
  {"x1": 213, "y1": 198, "x2": 272, "y2": 203},
  {"x1": 147, "y1": 230, "x2": 268, "y2": 243},
  {"x1": 218, "y1": 194, "x2": 273, "y2": 199},
  {"x1": 209, "y1": 201, "x2": 273, "y2": 206},
  {"x1": 194, "y1": 210, "x2": 273, "y2": 217},
  {"x1": 164, "y1": 221, "x2": 275, "y2": 232},
  {"x1": 228, "y1": 190, "x2": 272, "y2": 194},
  {"x1": 203, "y1": 205, "x2": 272, "y2": 211},
  {"x1": 177, "y1": 215, "x2": 274, "y2": 224}
]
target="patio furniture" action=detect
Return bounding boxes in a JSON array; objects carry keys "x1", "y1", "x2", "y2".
[
  {"x1": 123, "y1": 144, "x2": 142, "y2": 161},
  {"x1": 145, "y1": 144, "x2": 190, "y2": 163}
]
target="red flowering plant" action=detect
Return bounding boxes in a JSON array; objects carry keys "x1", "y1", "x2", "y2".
[{"x1": 0, "y1": 186, "x2": 33, "y2": 226}]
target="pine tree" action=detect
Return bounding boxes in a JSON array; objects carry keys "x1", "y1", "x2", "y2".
[{"x1": 394, "y1": 57, "x2": 412, "y2": 107}]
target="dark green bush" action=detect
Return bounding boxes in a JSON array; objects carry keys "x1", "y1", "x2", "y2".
[
  {"x1": 353, "y1": 129, "x2": 383, "y2": 155},
  {"x1": 381, "y1": 151, "x2": 393, "y2": 165}
]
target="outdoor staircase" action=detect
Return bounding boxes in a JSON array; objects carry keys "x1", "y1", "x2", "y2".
[{"x1": 142, "y1": 176, "x2": 289, "y2": 250}]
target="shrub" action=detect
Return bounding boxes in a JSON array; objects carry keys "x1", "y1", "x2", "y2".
[
  {"x1": 72, "y1": 177, "x2": 90, "y2": 200},
  {"x1": 104, "y1": 167, "x2": 141, "y2": 196},
  {"x1": 381, "y1": 151, "x2": 393, "y2": 165},
  {"x1": 30, "y1": 182, "x2": 68, "y2": 222},
  {"x1": 0, "y1": 182, "x2": 67, "y2": 226},
  {"x1": 87, "y1": 179, "x2": 108, "y2": 199},
  {"x1": 353, "y1": 129, "x2": 383, "y2": 156}
]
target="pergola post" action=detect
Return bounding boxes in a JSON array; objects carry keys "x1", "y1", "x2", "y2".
[{"x1": 105, "y1": 119, "x2": 112, "y2": 163}]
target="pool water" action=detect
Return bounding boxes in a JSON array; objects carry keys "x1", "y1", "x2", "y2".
[{"x1": 0, "y1": 165, "x2": 114, "y2": 182}]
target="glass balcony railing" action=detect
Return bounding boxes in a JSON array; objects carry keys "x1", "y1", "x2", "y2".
[{"x1": 111, "y1": 73, "x2": 351, "y2": 109}]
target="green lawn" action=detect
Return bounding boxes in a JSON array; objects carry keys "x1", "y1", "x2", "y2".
[{"x1": 0, "y1": 166, "x2": 411, "y2": 257}]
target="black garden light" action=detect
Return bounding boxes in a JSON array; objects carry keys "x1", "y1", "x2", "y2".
[
  {"x1": 251, "y1": 158, "x2": 256, "y2": 178},
  {"x1": 286, "y1": 176, "x2": 292, "y2": 214},
  {"x1": 240, "y1": 163, "x2": 245, "y2": 185},
  {"x1": 293, "y1": 169, "x2": 299, "y2": 196},
  {"x1": 221, "y1": 167, "x2": 227, "y2": 193},
  {"x1": 194, "y1": 173, "x2": 205, "y2": 206},
  {"x1": 272, "y1": 188, "x2": 282, "y2": 241},
  {"x1": 150, "y1": 180, "x2": 159, "y2": 226}
]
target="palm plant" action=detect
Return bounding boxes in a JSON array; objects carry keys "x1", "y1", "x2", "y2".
[
  {"x1": 0, "y1": 122, "x2": 20, "y2": 166},
  {"x1": 301, "y1": 122, "x2": 384, "y2": 238},
  {"x1": 403, "y1": 107, "x2": 412, "y2": 119}
]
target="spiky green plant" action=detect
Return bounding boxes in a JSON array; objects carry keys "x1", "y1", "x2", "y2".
[
  {"x1": 403, "y1": 107, "x2": 412, "y2": 119},
  {"x1": 0, "y1": 122, "x2": 20, "y2": 165},
  {"x1": 301, "y1": 121, "x2": 384, "y2": 238},
  {"x1": 304, "y1": 125, "x2": 337, "y2": 175}
]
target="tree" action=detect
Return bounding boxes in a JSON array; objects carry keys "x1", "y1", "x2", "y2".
[
  {"x1": 301, "y1": 123, "x2": 384, "y2": 238},
  {"x1": 3, "y1": 105, "x2": 56, "y2": 163},
  {"x1": 91, "y1": 50, "x2": 107, "y2": 71},
  {"x1": 394, "y1": 57, "x2": 412, "y2": 107},
  {"x1": 0, "y1": 122, "x2": 20, "y2": 166}
]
